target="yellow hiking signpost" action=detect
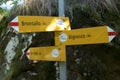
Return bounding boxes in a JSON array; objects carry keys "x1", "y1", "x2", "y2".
[
  {"x1": 8, "y1": 16, "x2": 71, "y2": 33},
  {"x1": 26, "y1": 46, "x2": 66, "y2": 61},
  {"x1": 55, "y1": 26, "x2": 117, "y2": 46},
  {"x1": 8, "y1": 16, "x2": 117, "y2": 80},
  {"x1": 8, "y1": 0, "x2": 118, "y2": 80},
  {"x1": 9, "y1": 16, "x2": 71, "y2": 62}
]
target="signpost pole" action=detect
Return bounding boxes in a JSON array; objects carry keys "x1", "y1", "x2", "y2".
[{"x1": 58, "y1": 0, "x2": 67, "y2": 80}]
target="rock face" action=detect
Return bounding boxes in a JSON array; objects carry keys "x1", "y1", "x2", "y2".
[{"x1": 0, "y1": 0, "x2": 120, "y2": 80}]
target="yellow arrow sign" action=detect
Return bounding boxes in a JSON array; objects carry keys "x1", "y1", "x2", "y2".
[
  {"x1": 26, "y1": 46, "x2": 66, "y2": 61},
  {"x1": 55, "y1": 26, "x2": 117, "y2": 45},
  {"x1": 9, "y1": 16, "x2": 71, "y2": 33}
]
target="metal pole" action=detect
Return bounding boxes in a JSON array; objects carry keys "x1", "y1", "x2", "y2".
[
  {"x1": 58, "y1": 0, "x2": 67, "y2": 80},
  {"x1": 58, "y1": 0, "x2": 65, "y2": 16}
]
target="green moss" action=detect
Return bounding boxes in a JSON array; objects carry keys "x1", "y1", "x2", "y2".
[
  {"x1": 4, "y1": 44, "x2": 23, "y2": 80},
  {"x1": 0, "y1": 16, "x2": 9, "y2": 35}
]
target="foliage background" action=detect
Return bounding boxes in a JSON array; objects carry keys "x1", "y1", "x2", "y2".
[{"x1": 0, "y1": 0, "x2": 120, "y2": 80}]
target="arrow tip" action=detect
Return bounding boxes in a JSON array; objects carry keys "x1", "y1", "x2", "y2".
[
  {"x1": 8, "y1": 16, "x2": 19, "y2": 32},
  {"x1": 107, "y1": 26, "x2": 117, "y2": 42},
  {"x1": 25, "y1": 49, "x2": 30, "y2": 59}
]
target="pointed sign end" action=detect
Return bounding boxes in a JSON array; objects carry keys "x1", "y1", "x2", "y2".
[
  {"x1": 8, "y1": 16, "x2": 19, "y2": 32},
  {"x1": 107, "y1": 26, "x2": 118, "y2": 42},
  {"x1": 25, "y1": 49, "x2": 30, "y2": 59}
]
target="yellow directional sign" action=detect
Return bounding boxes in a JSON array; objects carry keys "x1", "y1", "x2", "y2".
[
  {"x1": 9, "y1": 16, "x2": 71, "y2": 33},
  {"x1": 55, "y1": 26, "x2": 116, "y2": 45},
  {"x1": 27, "y1": 46, "x2": 66, "y2": 61}
]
